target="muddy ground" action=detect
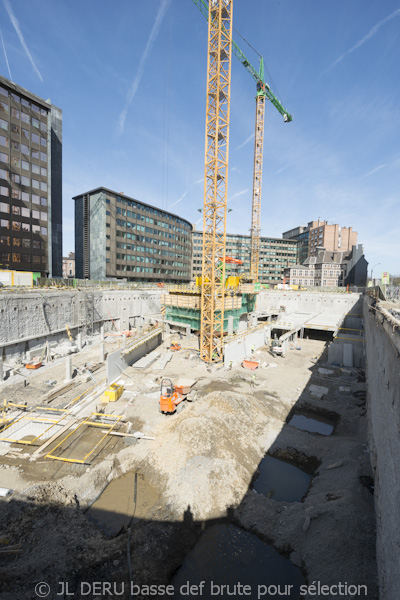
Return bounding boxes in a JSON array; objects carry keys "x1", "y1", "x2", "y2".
[{"x1": 0, "y1": 333, "x2": 378, "y2": 599}]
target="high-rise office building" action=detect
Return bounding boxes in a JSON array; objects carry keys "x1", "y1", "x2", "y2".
[
  {"x1": 0, "y1": 75, "x2": 62, "y2": 276},
  {"x1": 73, "y1": 187, "x2": 192, "y2": 283}
]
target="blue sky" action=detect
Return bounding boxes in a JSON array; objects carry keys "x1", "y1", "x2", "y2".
[{"x1": 0, "y1": 0, "x2": 399, "y2": 276}]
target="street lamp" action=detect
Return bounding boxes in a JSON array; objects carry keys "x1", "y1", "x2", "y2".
[{"x1": 371, "y1": 262, "x2": 381, "y2": 285}]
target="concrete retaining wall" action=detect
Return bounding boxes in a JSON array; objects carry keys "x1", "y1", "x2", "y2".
[
  {"x1": 0, "y1": 289, "x2": 161, "y2": 359},
  {"x1": 106, "y1": 332, "x2": 162, "y2": 383},
  {"x1": 224, "y1": 327, "x2": 269, "y2": 367},
  {"x1": 363, "y1": 295, "x2": 400, "y2": 600},
  {"x1": 256, "y1": 290, "x2": 362, "y2": 316}
]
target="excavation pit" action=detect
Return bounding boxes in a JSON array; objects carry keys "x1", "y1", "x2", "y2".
[
  {"x1": 171, "y1": 523, "x2": 304, "y2": 599},
  {"x1": 287, "y1": 410, "x2": 336, "y2": 435},
  {"x1": 252, "y1": 455, "x2": 313, "y2": 502}
]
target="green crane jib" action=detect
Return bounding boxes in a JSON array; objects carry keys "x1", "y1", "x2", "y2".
[
  {"x1": 192, "y1": 0, "x2": 292, "y2": 282},
  {"x1": 191, "y1": 0, "x2": 292, "y2": 122}
]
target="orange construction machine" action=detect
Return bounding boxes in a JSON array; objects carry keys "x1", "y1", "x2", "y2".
[{"x1": 159, "y1": 378, "x2": 185, "y2": 415}]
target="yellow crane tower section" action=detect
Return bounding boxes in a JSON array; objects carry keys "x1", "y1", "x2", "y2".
[{"x1": 200, "y1": 0, "x2": 233, "y2": 363}]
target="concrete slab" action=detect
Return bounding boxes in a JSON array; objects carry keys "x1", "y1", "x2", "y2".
[
  {"x1": 153, "y1": 351, "x2": 172, "y2": 370},
  {"x1": 133, "y1": 350, "x2": 161, "y2": 369},
  {"x1": 309, "y1": 384, "x2": 329, "y2": 399}
]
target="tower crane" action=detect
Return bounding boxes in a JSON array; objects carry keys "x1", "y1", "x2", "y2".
[
  {"x1": 192, "y1": 0, "x2": 293, "y2": 282},
  {"x1": 199, "y1": 0, "x2": 233, "y2": 363}
]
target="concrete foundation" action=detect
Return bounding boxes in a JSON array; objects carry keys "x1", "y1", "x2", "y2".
[{"x1": 224, "y1": 327, "x2": 267, "y2": 367}]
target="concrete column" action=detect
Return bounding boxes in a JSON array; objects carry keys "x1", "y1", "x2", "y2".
[
  {"x1": 99, "y1": 342, "x2": 105, "y2": 362},
  {"x1": 100, "y1": 326, "x2": 104, "y2": 341},
  {"x1": 123, "y1": 334, "x2": 127, "y2": 349},
  {"x1": 65, "y1": 356, "x2": 72, "y2": 382},
  {"x1": 300, "y1": 327, "x2": 304, "y2": 339},
  {"x1": 165, "y1": 323, "x2": 170, "y2": 335},
  {"x1": 0, "y1": 358, "x2": 3, "y2": 383},
  {"x1": 228, "y1": 316, "x2": 234, "y2": 336},
  {"x1": 26, "y1": 350, "x2": 31, "y2": 362},
  {"x1": 77, "y1": 333, "x2": 82, "y2": 351},
  {"x1": 186, "y1": 325, "x2": 191, "y2": 337}
]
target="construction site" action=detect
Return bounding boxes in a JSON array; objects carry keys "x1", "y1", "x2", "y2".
[{"x1": 0, "y1": 1, "x2": 399, "y2": 600}]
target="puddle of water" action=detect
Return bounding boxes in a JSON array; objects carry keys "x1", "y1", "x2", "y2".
[
  {"x1": 171, "y1": 523, "x2": 303, "y2": 599},
  {"x1": 252, "y1": 455, "x2": 312, "y2": 502},
  {"x1": 87, "y1": 472, "x2": 160, "y2": 537},
  {"x1": 288, "y1": 411, "x2": 334, "y2": 435}
]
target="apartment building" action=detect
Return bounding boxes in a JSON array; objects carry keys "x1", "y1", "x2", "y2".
[
  {"x1": 62, "y1": 252, "x2": 75, "y2": 278},
  {"x1": 0, "y1": 75, "x2": 62, "y2": 276},
  {"x1": 283, "y1": 220, "x2": 358, "y2": 262},
  {"x1": 74, "y1": 188, "x2": 192, "y2": 283},
  {"x1": 283, "y1": 245, "x2": 367, "y2": 287},
  {"x1": 192, "y1": 230, "x2": 298, "y2": 283}
]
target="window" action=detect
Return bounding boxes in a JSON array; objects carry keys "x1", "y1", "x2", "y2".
[
  {"x1": 31, "y1": 133, "x2": 40, "y2": 144},
  {"x1": 11, "y1": 141, "x2": 20, "y2": 151},
  {"x1": 40, "y1": 122, "x2": 47, "y2": 132},
  {"x1": 0, "y1": 185, "x2": 9, "y2": 196},
  {"x1": 21, "y1": 128, "x2": 29, "y2": 139},
  {"x1": 40, "y1": 226, "x2": 47, "y2": 236},
  {"x1": 0, "y1": 102, "x2": 9, "y2": 114},
  {"x1": 0, "y1": 118, "x2": 8, "y2": 130},
  {"x1": 40, "y1": 197, "x2": 47, "y2": 206},
  {"x1": 21, "y1": 112, "x2": 29, "y2": 124},
  {"x1": 40, "y1": 167, "x2": 47, "y2": 177},
  {"x1": 0, "y1": 152, "x2": 8, "y2": 163},
  {"x1": 21, "y1": 176, "x2": 29, "y2": 186},
  {"x1": 32, "y1": 179, "x2": 39, "y2": 189},
  {"x1": 31, "y1": 104, "x2": 40, "y2": 114},
  {"x1": 11, "y1": 189, "x2": 21, "y2": 199},
  {"x1": 11, "y1": 157, "x2": 20, "y2": 168},
  {"x1": 31, "y1": 163, "x2": 40, "y2": 174},
  {"x1": 21, "y1": 144, "x2": 29, "y2": 155},
  {"x1": 1, "y1": 251, "x2": 10, "y2": 261},
  {"x1": 32, "y1": 240, "x2": 41, "y2": 249},
  {"x1": 21, "y1": 223, "x2": 30, "y2": 232},
  {"x1": 32, "y1": 224, "x2": 40, "y2": 233},
  {"x1": 40, "y1": 211, "x2": 47, "y2": 222},
  {"x1": 0, "y1": 201, "x2": 9, "y2": 212},
  {"x1": 31, "y1": 148, "x2": 39, "y2": 159},
  {"x1": 11, "y1": 93, "x2": 20, "y2": 104},
  {"x1": 22, "y1": 254, "x2": 30, "y2": 262},
  {"x1": 21, "y1": 207, "x2": 30, "y2": 218},
  {"x1": 11, "y1": 173, "x2": 20, "y2": 184},
  {"x1": 0, "y1": 168, "x2": 8, "y2": 181},
  {"x1": 1, "y1": 218, "x2": 9, "y2": 228},
  {"x1": 40, "y1": 136, "x2": 46, "y2": 147},
  {"x1": 11, "y1": 107, "x2": 20, "y2": 118},
  {"x1": 0, "y1": 86, "x2": 7, "y2": 97},
  {"x1": 31, "y1": 117, "x2": 39, "y2": 128},
  {"x1": 40, "y1": 152, "x2": 47, "y2": 162},
  {"x1": 22, "y1": 239, "x2": 30, "y2": 248},
  {"x1": 32, "y1": 210, "x2": 40, "y2": 219},
  {"x1": 32, "y1": 194, "x2": 40, "y2": 204},
  {"x1": 12, "y1": 221, "x2": 21, "y2": 231},
  {"x1": 11, "y1": 124, "x2": 20, "y2": 135},
  {"x1": 21, "y1": 98, "x2": 29, "y2": 107},
  {"x1": 21, "y1": 160, "x2": 29, "y2": 170},
  {"x1": 33, "y1": 255, "x2": 40, "y2": 263},
  {"x1": 13, "y1": 238, "x2": 21, "y2": 247},
  {"x1": 40, "y1": 182, "x2": 47, "y2": 192},
  {"x1": 0, "y1": 135, "x2": 9, "y2": 147},
  {"x1": 0, "y1": 235, "x2": 10, "y2": 245}
]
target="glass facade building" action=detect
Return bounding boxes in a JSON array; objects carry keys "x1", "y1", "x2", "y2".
[
  {"x1": 0, "y1": 75, "x2": 62, "y2": 276},
  {"x1": 74, "y1": 188, "x2": 192, "y2": 283},
  {"x1": 192, "y1": 230, "x2": 298, "y2": 284}
]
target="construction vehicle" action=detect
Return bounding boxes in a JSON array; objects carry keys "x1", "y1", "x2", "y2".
[
  {"x1": 271, "y1": 340, "x2": 284, "y2": 356},
  {"x1": 170, "y1": 342, "x2": 181, "y2": 352},
  {"x1": 159, "y1": 378, "x2": 185, "y2": 414}
]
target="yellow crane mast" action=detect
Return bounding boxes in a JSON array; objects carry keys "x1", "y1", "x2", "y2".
[{"x1": 200, "y1": 0, "x2": 233, "y2": 363}]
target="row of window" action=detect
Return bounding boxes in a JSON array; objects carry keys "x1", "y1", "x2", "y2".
[
  {"x1": 115, "y1": 264, "x2": 189, "y2": 275},
  {"x1": 0, "y1": 251, "x2": 46, "y2": 264},
  {"x1": 114, "y1": 218, "x2": 188, "y2": 242},
  {"x1": 115, "y1": 195, "x2": 191, "y2": 229},
  {"x1": 0, "y1": 150, "x2": 47, "y2": 165},
  {"x1": 0, "y1": 203, "x2": 47, "y2": 220},
  {"x1": 0, "y1": 181, "x2": 47, "y2": 196},
  {"x1": 0, "y1": 86, "x2": 48, "y2": 116},
  {"x1": 0, "y1": 192, "x2": 46, "y2": 206},
  {"x1": 0, "y1": 219, "x2": 47, "y2": 235},
  {"x1": 115, "y1": 230, "x2": 186, "y2": 252},
  {"x1": 0, "y1": 115, "x2": 46, "y2": 132},
  {"x1": 0, "y1": 235, "x2": 46, "y2": 249},
  {"x1": 115, "y1": 253, "x2": 185, "y2": 267},
  {"x1": 0, "y1": 164, "x2": 47, "y2": 179},
  {"x1": 0, "y1": 133, "x2": 47, "y2": 150}
]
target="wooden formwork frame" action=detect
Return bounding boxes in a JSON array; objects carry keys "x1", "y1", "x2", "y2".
[{"x1": 0, "y1": 405, "x2": 69, "y2": 445}]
